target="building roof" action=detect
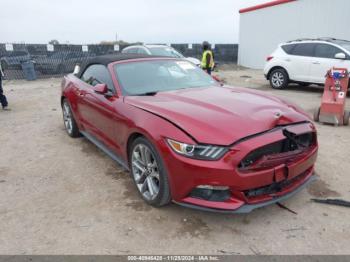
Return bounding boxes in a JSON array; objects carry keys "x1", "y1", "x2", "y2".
[
  {"x1": 77, "y1": 54, "x2": 162, "y2": 78},
  {"x1": 239, "y1": 0, "x2": 296, "y2": 14}
]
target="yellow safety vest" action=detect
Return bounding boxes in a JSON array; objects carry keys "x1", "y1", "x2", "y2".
[{"x1": 201, "y1": 50, "x2": 214, "y2": 69}]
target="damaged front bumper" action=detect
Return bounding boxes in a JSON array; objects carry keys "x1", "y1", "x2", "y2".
[
  {"x1": 165, "y1": 122, "x2": 318, "y2": 213},
  {"x1": 174, "y1": 174, "x2": 316, "y2": 214}
]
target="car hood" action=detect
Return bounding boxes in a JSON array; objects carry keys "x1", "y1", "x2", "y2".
[{"x1": 125, "y1": 86, "x2": 309, "y2": 145}]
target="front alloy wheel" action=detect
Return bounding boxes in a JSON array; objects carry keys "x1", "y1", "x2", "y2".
[
  {"x1": 132, "y1": 144, "x2": 160, "y2": 200},
  {"x1": 130, "y1": 137, "x2": 171, "y2": 206}
]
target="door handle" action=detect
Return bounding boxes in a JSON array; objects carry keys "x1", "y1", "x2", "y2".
[
  {"x1": 312, "y1": 61, "x2": 321, "y2": 65},
  {"x1": 285, "y1": 58, "x2": 291, "y2": 62}
]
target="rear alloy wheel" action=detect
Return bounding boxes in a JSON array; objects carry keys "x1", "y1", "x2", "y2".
[
  {"x1": 62, "y1": 99, "x2": 81, "y2": 138},
  {"x1": 344, "y1": 110, "x2": 350, "y2": 126},
  {"x1": 269, "y1": 69, "x2": 289, "y2": 89},
  {"x1": 130, "y1": 137, "x2": 171, "y2": 207}
]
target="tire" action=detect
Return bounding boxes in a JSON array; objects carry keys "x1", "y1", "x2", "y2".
[
  {"x1": 269, "y1": 68, "x2": 289, "y2": 89},
  {"x1": 343, "y1": 110, "x2": 350, "y2": 126},
  {"x1": 62, "y1": 99, "x2": 81, "y2": 138},
  {"x1": 129, "y1": 137, "x2": 171, "y2": 207},
  {"x1": 313, "y1": 107, "x2": 320, "y2": 122}
]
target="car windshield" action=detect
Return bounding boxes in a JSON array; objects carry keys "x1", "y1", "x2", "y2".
[
  {"x1": 149, "y1": 47, "x2": 184, "y2": 58},
  {"x1": 114, "y1": 60, "x2": 218, "y2": 96}
]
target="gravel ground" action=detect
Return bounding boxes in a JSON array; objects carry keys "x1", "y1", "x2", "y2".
[{"x1": 0, "y1": 67, "x2": 350, "y2": 255}]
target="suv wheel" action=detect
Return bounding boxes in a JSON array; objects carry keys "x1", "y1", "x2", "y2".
[{"x1": 269, "y1": 69, "x2": 289, "y2": 89}]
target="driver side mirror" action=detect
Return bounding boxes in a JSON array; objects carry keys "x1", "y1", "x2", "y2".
[
  {"x1": 93, "y1": 83, "x2": 109, "y2": 95},
  {"x1": 335, "y1": 52, "x2": 346, "y2": 60}
]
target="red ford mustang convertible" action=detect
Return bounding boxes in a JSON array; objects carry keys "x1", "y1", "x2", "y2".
[{"x1": 61, "y1": 54, "x2": 318, "y2": 213}]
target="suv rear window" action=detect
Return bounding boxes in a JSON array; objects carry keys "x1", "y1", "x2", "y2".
[
  {"x1": 290, "y1": 43, "x2": 316, "y2": 57},
  {"x1": 281, "y1": 44, "x2": 296, "y2": 54}
]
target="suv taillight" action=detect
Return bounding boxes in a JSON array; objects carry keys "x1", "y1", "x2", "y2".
[{"x1": 266, "y1": 56, "x2": 273, "y2": 61}]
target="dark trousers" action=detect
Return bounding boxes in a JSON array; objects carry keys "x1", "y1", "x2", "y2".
[{"x1": 0, "y1": 75, "x2": 8, "y2": 108}]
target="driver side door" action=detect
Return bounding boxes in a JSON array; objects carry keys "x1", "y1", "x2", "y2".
[{"x1": 78, "y1": 64, "x2": 122, "y2": 151}]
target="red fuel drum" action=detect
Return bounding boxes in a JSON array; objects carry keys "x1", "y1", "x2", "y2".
[{"x1": 314, "y1": 68, "x2": 350, "y2": 125}]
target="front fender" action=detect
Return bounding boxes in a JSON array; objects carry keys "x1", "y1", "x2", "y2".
[
  {"x1": 121, "y1": 103, "x2": 195, "y2": 159},
  {"x1": 118, "y1": 103, "x2": 196, "y2": 193}
]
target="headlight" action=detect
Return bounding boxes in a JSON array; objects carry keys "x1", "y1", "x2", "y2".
[{"x1": 167, "y1": 139, "x2": 228, "y2": 160}]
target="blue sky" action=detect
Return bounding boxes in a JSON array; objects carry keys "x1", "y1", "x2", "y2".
[{"x1": 0, "y1": 0, "x2": 265, "y2": 44}]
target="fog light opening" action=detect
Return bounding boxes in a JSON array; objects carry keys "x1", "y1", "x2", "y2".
[{"x1": 189, "y1": 185, "x2": 231, "y2": 202}]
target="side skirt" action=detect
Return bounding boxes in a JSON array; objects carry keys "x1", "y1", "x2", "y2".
[{"x1": 80, "y1": 131, "x2": 130, "y2": 171}]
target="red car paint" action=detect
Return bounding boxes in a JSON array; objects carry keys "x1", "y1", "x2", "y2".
[{"x1": 61, "y1": 57, "x2": 318, "y2": 212}]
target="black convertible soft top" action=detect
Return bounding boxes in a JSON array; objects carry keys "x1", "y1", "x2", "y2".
[{"x1": 76, "y1": 54, "x2": 165, "y2": 78}]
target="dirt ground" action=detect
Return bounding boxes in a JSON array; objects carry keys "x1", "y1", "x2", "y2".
[{"x1": 0, "y1": 66, "x2": 350, "y2": 255}]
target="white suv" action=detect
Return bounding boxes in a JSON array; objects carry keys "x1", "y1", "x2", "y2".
[{"x1": 264, "y1": 38, "x2": 350, "y2": 89}]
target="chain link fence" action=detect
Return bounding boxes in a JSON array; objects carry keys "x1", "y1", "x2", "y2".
[{"x1": 0, "y1": 43, "x2": 238, "y2": 80}]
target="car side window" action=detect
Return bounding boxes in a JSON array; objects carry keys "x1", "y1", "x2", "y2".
[
  {"x1": 314, "y1": 44, "x2": 343, "y2": 59},
  {"x1": 290, "y1": 43, "x2": 316, "y2": 57},
  {"x1": 81, "y1": 64, "x2": 115, "y2": 92}
]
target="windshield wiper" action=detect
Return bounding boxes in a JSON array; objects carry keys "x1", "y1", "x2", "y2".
[{"x1": 135, "y1": 91, "x2": 158, "y2": 96}]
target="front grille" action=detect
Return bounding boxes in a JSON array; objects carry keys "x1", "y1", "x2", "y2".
[{"x1": 239, "y1": 132, "x2": 315, "y2": 170}]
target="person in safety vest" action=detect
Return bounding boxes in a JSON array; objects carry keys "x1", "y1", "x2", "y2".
[{"x1": 201, "y1": 41, "x2": 215, "y2": 75}]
